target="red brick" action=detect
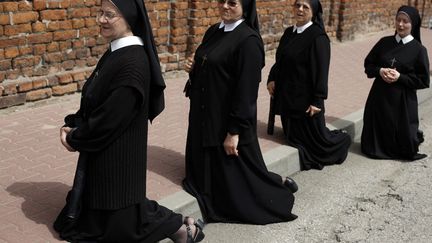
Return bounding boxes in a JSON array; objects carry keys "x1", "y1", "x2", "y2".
[
  {"x1": 47, "y1": 0, "x2": 71, "y2": 8},
  {"x1": 47, "y1": 76, "x2": 59, "y2": 86},
  {"x1": 12, "y1": 12, "x2": 38, "y2": 24},
  {"x1": 19, "y1": 46, "x2": 32, "y2": 56},
  {"x1": 27, "y1": 33, "x2": 53, "y2": 44},
  {"x1": 72, "y1": 71, "x2": 86, "y2": 82},
  {"x1": 0, "y1": 93, "x2": 26, "y2": 109},
  {"x1": 46, "y1": 42, "x2": 59, "y2": 52},
  {"x1": 17, "y1": 81, "x2": 33, "y2": 93},
  {"x1": 69, "y1": 7, "x2": 91, "y2": 18},
  {"x1": 72, "y1": 19, "x2": 85, "y2": 28},
  {"x1": 0, "y1": 14, "x2": 11, "y2": 25},
  {"x1": 33, "y1": 44, "x2": 47, "y2": 55},
  {"x1": 18, "y1": 1, "x2": 32, "y2": 11},
  {"x1": 69, "y1": 0, "x2": 85, "y2": 8},
  {"x1": 32, "y1": 21, "x2": 46, "y2": 32},
  {"x1": 40, "y1": 10, "x2": 67, "y2": 21},
  {"x1": 26, "y1": 88, "x2": 52, "y2": 101},
  {"x1": 13, "y1": 57, "x2": 35, "y2": 69},
  {"x1": 2, "y1": 82, "x2": 17, "y2": 95},
  {"x1": 59, "y1": 41, "x2": 72, "y2": 50},
  {"x1": 0, "y1": 60, "x2": 12, "y2": 71},
  {"x1": 43, "y1": 52, "x2": 63, "y2": 64},
  {"x1": 33, "y1": 0, "x2": 47, "y2": 11},
  {"x1": 53, "y1": 30, "x2": 78, "y2": 41},
  {"x1": 4, "y1": 23, "x2": 32, "y2": 36},
  {"x1": 75, "y1": 48, "x2": 90, "y2": 58},
  {"x1": 52, "y1": 83, "x2": 78, "y2": 96},
  {"x1": 4, "y1": 47, "x2": 19, "y2": 59},
  {"x1": 56, "y1": 73, "x2": 73, "y2": 84},
  {"x1": 32, "y1": 78, "x2": 48, "y2": 89},
  {"x1": 6, "y1": 69, "x2": 20, "y2": 80},
  {"x1": 2, "y1": 2, "x2": 18, "y2": 12},
  {"x1": 62, "y1": 60, "x2": 75, "y2": 70},
  {"x1": 85, "y1": 17, "x2": 98, "y2": 27},
  {"x1": 79, "y1": 26, "x2": 99, "y2": 38}
]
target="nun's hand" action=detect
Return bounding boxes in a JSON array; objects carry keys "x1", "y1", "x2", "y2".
[
  {"x1": 267, "y1": 81, "x2": 275, "y2": 96},
  {"x1": 379, "y1": 68, "x2": 394, "y2": 83},
  {"x1": 60, "y1": 126, "x2": 76, "y2": 152},
  {"x1": 306, "y1": 105, "x2": 321, "y2": 117},
  {"x1": 184, "y1": 54, "x2": 195, "y2": 73},
  {"x1": 224, "y1": 133, "x2": 239, "y2": 156},
  {"x1": 387, "y1": 69, "x2": 400, "y2": 82}
]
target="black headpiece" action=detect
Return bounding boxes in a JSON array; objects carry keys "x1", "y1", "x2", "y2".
[
  {"x1": 309, "y1": 0, "x2": 325, "y2": 31},
  {"x1": 110, "y1": 0, "x2": 166, "y2": 121},
  {"x1": 241, "y1": 0, "x2": 260, "y2": 34}
]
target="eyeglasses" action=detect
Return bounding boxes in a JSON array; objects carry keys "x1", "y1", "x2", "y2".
[
  {"x1": 97, "y1": 10, "x2": 121, "y2": 23},
  {"x1": 217, "y1": 0, "x2": 239, "y2": 8},
  {"x1": 294, "y1": 2, "x2": 311, "y2": 11}
]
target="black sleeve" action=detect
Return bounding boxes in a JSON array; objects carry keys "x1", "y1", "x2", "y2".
[
  {"x1": 63, "y1": 110, "x2": 82, "y2": 128},
  {"x1": 397, "y1": 46, "x2": 430, "y2": 89},
  {"x1": 310, "y1": 35, "x2": 330, "y2": 108},
  {"x1": 66, "y1": 87, "x2": 141, "y2": 152},
  {"x1": 268, "y1": 30, "x2": 290, "y2": 83},
  {"x1": 227, "y1": 36, "x2": 264, "y2": 135},
  {"x1": 364, "y1": 39, "x2": 384, "y2": 79}
]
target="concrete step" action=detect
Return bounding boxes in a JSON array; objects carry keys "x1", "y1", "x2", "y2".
[{"x1": 157, "y1": 84, "x2": 432, "y2": 240}]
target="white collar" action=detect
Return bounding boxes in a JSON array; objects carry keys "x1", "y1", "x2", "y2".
[
  {"x1": 110, "y1": 36, "x2": 144, "y2": 52},
  {"x1": 219, "y1": 19, "x2": 244, "y2": 32},
  {"x1": 395, "y1": 34, "x2": 414, "y2": 45},
  {"x1": 293, "y1": 21, "x2": 313, "y2": 34}
]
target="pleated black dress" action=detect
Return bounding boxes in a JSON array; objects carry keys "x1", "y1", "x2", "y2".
[
  {"x1": 268, "y1": 24, "x2": 351, "y2": 170},
  {"x1": 361, "y1": 36, "x2": 430, "y2": 160},
  {"x1": 54, "y1": 45, "x2": 182, "y2": 242},
  {"x1": 183, "y1": 22, "x2": 297, "y2": 224}
]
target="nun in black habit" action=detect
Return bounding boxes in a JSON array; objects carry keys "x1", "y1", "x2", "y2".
[
  {"x1": 54, "y1": 0, "x2": 204, "y2": 242},
  {"x1": 267, "y1": 0, "x2": 351, "y2": 170},
  {"x1": 183, "y1": 0, "x2": 297, "y2": 224},
  {"x1": 361, "y1": 5, "x2": 430, "y2": 161}
]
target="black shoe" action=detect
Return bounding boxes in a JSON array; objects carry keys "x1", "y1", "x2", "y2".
[
  {"x1": 411, "y1": 153, "x2": 427, "y2": 161},
  {"x1": 284, "y1": 177, "x2": 298, "y2": 193},
  {"x1": 185, "y1": 217, "x2": 205, "y2": 243}
]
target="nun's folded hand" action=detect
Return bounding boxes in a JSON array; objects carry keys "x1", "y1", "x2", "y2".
[{"x1": 60, "y1": 126, "x2": 76, "y2": 152}]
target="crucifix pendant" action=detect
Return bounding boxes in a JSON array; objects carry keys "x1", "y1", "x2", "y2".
[
  {"x1": 201, "y1": 55, "x2": 207, "y2": 67},
  {"x1": 390, "y1": 58, "x2": 396, "y2": 67}
]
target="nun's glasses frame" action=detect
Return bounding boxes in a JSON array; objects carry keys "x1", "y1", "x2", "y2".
[
  {"x1": 217, "y1": 0, "x2": 239, "y2": 8},
  {"x1": 96, "y1": 10, "x2": 121, "y2": 23}
]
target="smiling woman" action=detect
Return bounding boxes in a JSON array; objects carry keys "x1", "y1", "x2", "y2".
[
  {"x1": 361, "y1": 5, "x2": 430, "y2": 161},
  {"x1": 53, "y1": 0, "x2": 205, "y2": 242},
  {"x1": 267, "y1": 0, "x2": 351, "y2": 170}
]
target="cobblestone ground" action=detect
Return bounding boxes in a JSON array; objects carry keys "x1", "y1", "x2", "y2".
[{"x1": 201, "y1": 97, "x2": 432, "y2": 243}]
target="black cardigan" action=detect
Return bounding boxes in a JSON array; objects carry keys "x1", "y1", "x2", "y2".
[
  {"x1": 268, "y1": 25, "x2": 330, "y2": 118},
  {"x1": 65, "y1": 45, "x2": 150, "y2": 210}
]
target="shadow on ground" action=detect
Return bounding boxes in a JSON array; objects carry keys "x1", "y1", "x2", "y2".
[
  {"x1": 147, "y1": 145, "x2": 185, "y2": 185},
  {"x1": 6, "y1": 182, "x2": 70, "y2": 240}
]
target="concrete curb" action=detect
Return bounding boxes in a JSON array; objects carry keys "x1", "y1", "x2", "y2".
[{"x1": 158, "y1": 85, "x2": 432, "y2": 222}]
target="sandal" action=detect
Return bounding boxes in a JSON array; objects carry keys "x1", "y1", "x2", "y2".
[
  {"x1": 284, "y1": 177, "x2": 298, "y2": 193},
  {"x1": 184, "y1": 217, "x2": 205, "y2": 243}
]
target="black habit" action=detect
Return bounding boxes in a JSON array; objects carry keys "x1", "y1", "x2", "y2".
[
  {"x1": 54, "y1": 45, "x2": 182, "y2": 242},
  {"x1": 268, "y1": 25, "x2": 351, "y2": 170},
  {"x1": 183, "y1": 21, "x2": 297, "y2": 224},
  {"x1": 361, "y1": 36, "x2": 430, "y2": 160}
]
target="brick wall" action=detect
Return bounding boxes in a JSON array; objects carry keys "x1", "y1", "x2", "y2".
[{"x1": 0, "y1": 0, "x2": 431, "y2": 109}]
